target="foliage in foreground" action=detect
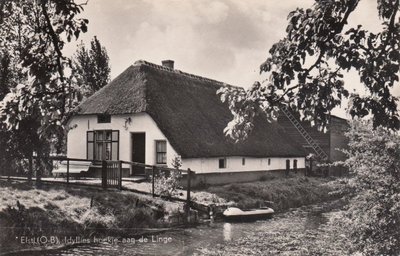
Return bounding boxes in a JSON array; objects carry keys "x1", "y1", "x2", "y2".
[
  {"x1": 219, "y1": 0, "x2": 399, "y2": 141},
  {"x1": 0, "y1": 0, "x2": 89, "y2": 179},
  {"x1": 336, "y1": 120, "x2": 400, "y2": 255}
]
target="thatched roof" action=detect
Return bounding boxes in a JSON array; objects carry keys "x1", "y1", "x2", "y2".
[{"x1": 77, "y1": 60, "x2": 306, "y2": 158}]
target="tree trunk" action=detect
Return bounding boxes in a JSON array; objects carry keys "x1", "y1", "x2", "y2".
[
  {"x1": 35, "y1": 150, "x2": 42, "y2": 187},
  {"x1": 28, "y1": 155, "x2": 33, "y2": 184}
]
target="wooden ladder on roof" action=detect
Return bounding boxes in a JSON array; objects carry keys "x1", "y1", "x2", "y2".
[{"x1": 281, "y1": 106, "x2": 329, "y2": 161}]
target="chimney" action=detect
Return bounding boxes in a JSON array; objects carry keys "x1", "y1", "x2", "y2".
[{"x1": 161, "y1": 60, "x2": 174, "y2": 69}]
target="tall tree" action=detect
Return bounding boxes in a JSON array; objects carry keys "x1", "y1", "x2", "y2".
[
  {"x1": 0, "y1": 0, "x2": 88, "y2": 182},
  {"x1": 219, "y1": 0, "x2": 399, "y2": 141},
  {"x1": 0, "y1": 52, "x2": 12, "y2": 176},
  {"x1": 0, "y1": 52, "x2": 13, "y2": 98},
  {"x1": 73, "y1": 36, "x2": 111, "y2": 98},
  {"x1": 217, "y1": 1, "x2": 400, "y2": 253}
]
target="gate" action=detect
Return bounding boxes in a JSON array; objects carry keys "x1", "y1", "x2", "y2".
[{"x1": 102, "y1": 160, "x2": 122, "y2": 189}]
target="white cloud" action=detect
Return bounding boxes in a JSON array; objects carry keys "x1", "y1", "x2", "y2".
[
  {"x1": 195, "y1": 1, "x2": 229, "y2": 24},
  {"x1": 62, "y1": 0, "x2": 398, "y2": 119}
]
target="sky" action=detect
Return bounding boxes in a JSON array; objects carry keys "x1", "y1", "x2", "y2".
[{"x1": 65, "y1": 0, "x2": 399, "y2": 119}]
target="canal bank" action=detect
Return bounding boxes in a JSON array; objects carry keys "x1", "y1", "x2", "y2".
[
  {"x1": 0, "y1": 180, "x2": 190, "y2": 255},
  {"x1": 3, "y1": 199, "x2": 349, "y2": 255},
  {"x1": 0, "y1": 174, "x2": 341, "y2": 255},
  {"x1": 201, "y1": 173, "x2": 336, "y2": 213}
]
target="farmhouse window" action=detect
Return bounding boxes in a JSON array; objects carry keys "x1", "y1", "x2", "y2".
[
  {"x1": 87, "y1": 130, "x2": 119, "y2": 160},
  {"x1": 97, "y1": 114, "x2": 111, "y2": 123},
  {"x1": 293, "y1": 159, "x2": 298, "y2": 170},
  {"x1": 242, "y1": 158, "x2": 246, "y2": 165},
  {"x1": 219, "y1": 158, "x2": 226, "y2": 169},
  {"x1": 268, "y1": 158, "x2": 271, "y2": 166},
  {"x1": 156, "y1": 140, "x2": 167, "y2": 164}
]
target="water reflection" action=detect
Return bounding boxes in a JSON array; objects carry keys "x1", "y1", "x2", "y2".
[
  {"x1": 223, "y1": 223, "x2": 232, "y2": 241},
  {"x1": 8, "y1": 203, "x2": 335, "y2": 256}
]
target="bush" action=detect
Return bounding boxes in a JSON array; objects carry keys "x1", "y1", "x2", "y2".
[
  {"x1": 154, "y1": 170, "x2": 182, "y2": 199},
  {"x1": 152, "y1": 155, "x2": 183, "y2": 198},
  {"x1": 336, "y1": 120, "x2": 400, "y2": 255}
]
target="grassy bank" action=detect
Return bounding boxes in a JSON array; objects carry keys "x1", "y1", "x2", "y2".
[
  {"x1": 203, "y1": 174, "x2": 335, "y2": 212},
  {"x1": 0, "y1": 180, "x2": 183, "y2": 254}
]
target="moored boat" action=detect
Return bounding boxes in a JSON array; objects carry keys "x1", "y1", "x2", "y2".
[{"x1": 222, "y1": 207, "x2": 274, "y2": 222}]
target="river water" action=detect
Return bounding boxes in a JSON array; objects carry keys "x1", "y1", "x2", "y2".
[{"x1": 12, "y1": 201, "x2": 345, "y2": 256}]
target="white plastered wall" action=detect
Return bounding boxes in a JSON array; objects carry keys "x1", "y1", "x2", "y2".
[
  {"x1": 67, "y1": 113, "x2": 305, "y2": 174},
  {"x1": 67, "y1": 113, "x2": 178, "y2": 168},
  {"x1": 181, "y1": 156, "x2": 306, "y2": 174}
]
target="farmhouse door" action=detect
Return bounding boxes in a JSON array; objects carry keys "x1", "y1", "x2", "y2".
[
  {"x1": 285, "y1": 159, "x2": 290, "y2": 176},
  {"x1": 131, "y1": 133, "x2": 146, "y2": 175}
]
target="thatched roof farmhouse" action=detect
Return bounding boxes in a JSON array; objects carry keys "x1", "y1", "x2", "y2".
[{"x1": 67, "y1": 60, "x2": 307, "y2": 184}]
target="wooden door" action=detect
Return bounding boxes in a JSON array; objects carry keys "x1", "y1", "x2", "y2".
[
  {"x1": 131, "y1": 133, "x2": 146, "y2": 175},
  {"x1": 285, "y1": 159, "x2": 290, "y2": 175}
]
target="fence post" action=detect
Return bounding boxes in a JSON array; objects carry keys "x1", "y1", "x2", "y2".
[
  {"x1": 118, "y1": 161, "x2": 122, "y2": 190},
  {"x1": 152, "y1": 166, "x2": 155, "y2": 197},
  {"x1": 102, "y1": 160, "x2": 107, "y2": 189},
  {"x1": 186, "y1": 168, "x2": 192, "y2": 219},
  {"x1": 66, "y1": 159, "x2": 70, "y2": 185}
]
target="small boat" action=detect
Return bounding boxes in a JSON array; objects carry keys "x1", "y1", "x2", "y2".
[{"x1": 222, "y1": 207, "x2": 274, "y2": 222}]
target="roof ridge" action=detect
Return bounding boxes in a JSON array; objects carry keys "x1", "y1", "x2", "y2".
[{"x1": 133, "y1": 60, "x2": 238, "y2": 88}]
